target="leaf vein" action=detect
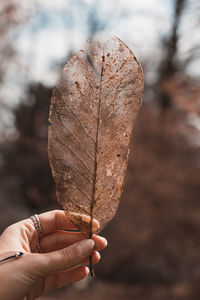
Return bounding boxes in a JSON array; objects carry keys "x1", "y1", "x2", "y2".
[
  {"x1": 75, "y1": 81, "x2": 98, "y2": 119},
  {"x1": 51, "y1": 128, "x2": 94, "y2": 175},
  {"x1": 64, "y1": 179, "x2": 91, "y2": 202},
  {"x1": 60, "y1": 96, "x2": 96, "y2": 144},
  {"x1": 103, "y1": 69, "x2": 133, "y2": 101},
  {"x1": 50, "y1": 141, "x2": 93, "y2": 184},
  {"x1": 54, "y1": 107, "x2": 94, "y2": 162},
  {"x1": 112, "y1": 89, "x2": 140, "y2": 115},
  {"x1": 103, "y1": 57, "x2": 130, "y2": 85}
]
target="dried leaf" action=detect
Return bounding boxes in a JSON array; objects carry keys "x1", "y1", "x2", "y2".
[{"x1": 48, "y1": 37, "x2": 144, "y2": 238}]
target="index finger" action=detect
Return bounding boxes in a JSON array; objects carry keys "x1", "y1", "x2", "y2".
[
  {"x1": 37, "y1": 210, "x2": 78, "y2": 234},
  {"x1": 35, "y1": 210, "x2": 99, "y2": 236}
]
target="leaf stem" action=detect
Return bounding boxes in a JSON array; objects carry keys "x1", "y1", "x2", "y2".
[
  {"x1": 89, "y1": 253, "x2": 95, "y2": 277},
  {"x1": 89, "y1": 45, "x2": 105, "y2": 278}
]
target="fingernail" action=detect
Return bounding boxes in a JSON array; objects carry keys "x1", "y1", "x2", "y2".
[
  {"x1": 96, "y1": 251, "x2": 101, "y2": 260},
  {"x1": 99, "y1": 236, "x2": 108, "y2": 246},
  {"x1": 76, "y1": 239, "x2": 95, "y2": 257}
]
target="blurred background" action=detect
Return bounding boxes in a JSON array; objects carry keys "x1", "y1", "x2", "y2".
[{"x1": 0, "y1": 0, "x2": 200, "y2": 299}]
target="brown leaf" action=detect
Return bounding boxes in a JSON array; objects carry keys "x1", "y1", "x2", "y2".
[{"x1": 48, "y1": 36, "x2": 144, "y2": 238}]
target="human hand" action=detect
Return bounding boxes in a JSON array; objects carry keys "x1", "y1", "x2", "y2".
[{"x1": 0, "y1": 210, "x2": 107, "y2": 300}]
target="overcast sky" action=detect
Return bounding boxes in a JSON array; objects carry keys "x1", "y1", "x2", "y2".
[
  {"x1": 13, "y1": 0, "x2": 174, "y2": 85},
  {"x1": 1, "y1": 0, "x2": 200, "y2": 137},
  {"x1": 5, "y1": 0, "x2": 199, "y2": 90}
]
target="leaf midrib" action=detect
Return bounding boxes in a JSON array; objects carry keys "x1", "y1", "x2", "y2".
[{"x1": 89, "y1": 47, "x2": 105, "y2": 237}]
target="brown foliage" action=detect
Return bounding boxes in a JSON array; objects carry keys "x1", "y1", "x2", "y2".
[
  {"x1": 1, "y1": 78, "x2": 200, "y2": 298},
  {"x1": 48, "y1": 37, "x2": 144, "y2": 238}
]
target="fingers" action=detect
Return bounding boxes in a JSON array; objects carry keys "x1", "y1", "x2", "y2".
[
  {"x1": 66, "y1": 212, "x2": 100, "y2": 234},
  {"x1": 30, "y1": 210, "x2": 100, "y2": 236},
  {"x1": 39, "y1": 231, "x2": 82, "y2": 252},
  {"x1": 82, "y1": 250, "x2": 100, "y2": 265},
  {"x1": 37, "y1": 210, "x2": 78, "y2": 234},
  {"x1": 40, "y1": 231, "x2": 107, "y2": 253},
  {"x1": 43, "y1": 266, "x2": 89, "y2": 294},
  {"x1": 6, "y1": 210, "x2": 79, "y2": 251},
  {"x1": 93, "y1": 235, "x2": 108, "y2": 250},
  {"x1": 31, "y1": 265, "x2": 89, "y2": 298},
  {"x1": 31, "y1": 239, "x2": 95, "y2": 277}
]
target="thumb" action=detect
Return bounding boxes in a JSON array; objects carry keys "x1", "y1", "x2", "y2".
[{"x1": 26, "y1": 239, "x2": 95, "y2": 278}]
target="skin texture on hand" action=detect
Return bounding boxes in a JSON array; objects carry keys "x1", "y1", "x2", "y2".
[{"x1": 0, "y1": 210, "x2": 107, "y2": 300}]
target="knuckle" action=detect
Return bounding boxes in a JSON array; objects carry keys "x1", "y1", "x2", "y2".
[{"x1": 60, "y1": 248, "x2": 74, "y2": 266}]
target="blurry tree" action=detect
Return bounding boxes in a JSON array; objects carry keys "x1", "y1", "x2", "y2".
[
  {"x1": 0, "y1": 82, "x2": 57, "y2": 224},
  {"x1": 157, "y1": 0, "x2": 186, "y2": 111},
  {"x1": 157, "y1": 0, "x2": 199, "y2": 111},
  {"x1": 160, "y1": 0, "x2": 186, "y2": 77},
  {"x1": 85, "y1": 0, "x2": 112, "y2": 39},
  {"x1": 9, "y1": 83, "x2": 56, "y2": 210},
  {"x1": 72, "y1": 0, "x2": 128, "y2": 40},
  {"x1": 0, "y1": 1, "x2": 20, "y2": 137},
  {"x1": 0, "y1": 1, "x2": 35, "y2": 139},
  {"x1": 0, "y1": 2, "x2": 19, "y2": 83}
]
